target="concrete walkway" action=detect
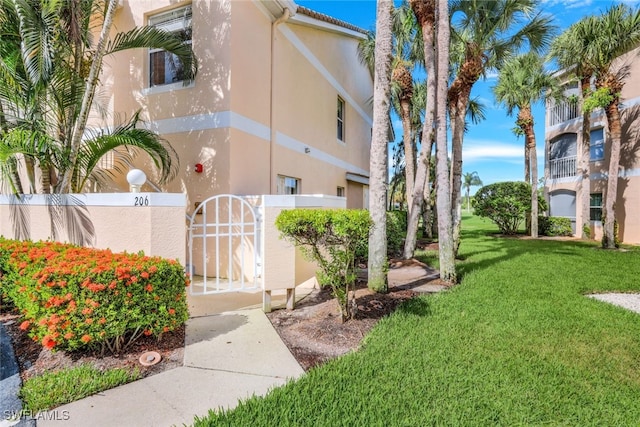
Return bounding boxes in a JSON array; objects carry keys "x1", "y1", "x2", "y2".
[{"x1": 36, "y1": 288, "x2": 310, "y2": 427}]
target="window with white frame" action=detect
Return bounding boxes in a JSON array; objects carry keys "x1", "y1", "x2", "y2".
[
  {"x1": 590, "y1": 193, "x2": 603, "y2": 221},
  {"x1": 337, "y1": 97, "x2": 345, "y2": 141},
  {"x1": 149, "y1": 5, "x2": 192, "y2": 87},
  {"x1": 590, "y1": 128, "x2": 604, "y2": 161},
  {"x1": 277, "y1": 175, "x2": 301, "y2": 195},
  {"x1": 337, "y1": 186, "x2": 345, "y2": 197}
]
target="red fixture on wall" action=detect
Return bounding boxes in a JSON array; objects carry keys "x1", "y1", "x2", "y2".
[{"x1": 194, "y1": 163, "x2": 203, "y2": 173}]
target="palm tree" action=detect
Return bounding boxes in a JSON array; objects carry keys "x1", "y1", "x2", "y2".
[
  {"x1": 434, "y1": 0, "x2": 455, "y2": 283},
  {"x1": 367, "y1": 0, "x2": 394, "y2": 293},
  {"x1": 448, "y1": 0, "x2": 554, "y2": 251},
  {"x1": 404, "y1": 0, "x2": 436, "y2": 260},
  {"x1": 462, "y1": 171, "x2": 482, "y2": 212},
  {"x1": 0, "y1": 0, "x2": 197, "y2": 194},
  {"x1": 358, "y1": 2, "x2": 422, "y2": 211},
  {"x1": 493, "y1": 52, "x2": 557, "y2": 237},
  {"x1": 550, "y1": 18, "x2": 597, "y2": 239},
  {"x1": 578, "y1": 5, "x2": 640, "y2": 248}
]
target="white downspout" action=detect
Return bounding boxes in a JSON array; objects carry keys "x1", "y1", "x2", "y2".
[{"x1": 269, "y1": 8, "x2": 291, "y2": 194}]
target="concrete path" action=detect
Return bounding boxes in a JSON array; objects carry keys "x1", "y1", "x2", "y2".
[{"x1": 36, "y1": 288, "x2": 308, "y2": 427}]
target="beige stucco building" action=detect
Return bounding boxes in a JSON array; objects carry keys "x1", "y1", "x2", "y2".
[
  {"x1": 544, "y1": 46, "x2": 640, "y2": 244},
  {"x1": 99, "y1": 0, "x2": 373, "y2": 212}
]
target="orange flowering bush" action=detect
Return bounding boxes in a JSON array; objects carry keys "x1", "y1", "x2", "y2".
[{"x1": 0, "y1": 238, "x2": 188, "y2": 353}]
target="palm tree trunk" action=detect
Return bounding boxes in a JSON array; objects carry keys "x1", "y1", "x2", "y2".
[
  {"x1": 435, "y1": 0, "x2": 455, "y2": 283},
  {"x1": 521, "y1": 107, "x2": 538, "y2": 238},
  {"x1": 603, "y1": 99, "x2": 622, "y2": 248},
  {"x1": 58, "y1": 0, "x2": 118, "y2": 193},
  {"x1": 579, "y1": 77, "x2": 591, "y2": 239},
  {"x1": 450, "y1": 89, "x2": 470, "y2": 256},
  {"x1": 400, "y1": 98, "x2": 416, "y2": 210},
  {"x1": 404, "y1": 0, "x2": 436, "y2": 259},
  {"x1": 367, "y1": 0, "x2": 393, "y2": 292}
]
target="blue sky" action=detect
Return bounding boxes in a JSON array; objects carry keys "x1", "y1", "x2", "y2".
[{"x1": 296, "y1": 0, "x2": 626, "y2": 192}]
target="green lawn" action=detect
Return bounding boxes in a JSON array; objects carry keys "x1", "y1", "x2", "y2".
[{"x1": 194, "y1": 215, "x2": 640, "y2": 426}]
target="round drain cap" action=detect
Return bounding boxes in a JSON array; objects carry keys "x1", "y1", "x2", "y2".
[{"x1": 139, "y1": 351, "x2": 161, "y2": 366}]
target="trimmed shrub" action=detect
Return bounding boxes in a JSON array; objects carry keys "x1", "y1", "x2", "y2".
[
  {"x1": 474, "y1": 181, "x2": 545, "y2": 235},
  {"x1": 0, "y1": 238, "x2": 188, "y2": 353},
  {"x1": 275, "y1": 209, "x2": 371, "y2": 321},
  {"x1": 386, "y1": 210, "x2": 407, "y2": 257},
  {"x1": 355, "y1": 211, "x2": 407, "y2": 261},
  {"x1": 538, "y1": 216, "x2": 573, "y2": 237}
]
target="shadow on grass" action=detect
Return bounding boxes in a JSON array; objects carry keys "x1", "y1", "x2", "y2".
[{"x1": 456, "y1": 235, "x2": 594, "y2": 281}]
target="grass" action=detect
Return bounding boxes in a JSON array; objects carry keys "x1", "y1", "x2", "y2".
[
  {"x1": 193, "y1": 214, "x2": 640, "y2": 426},
  {"x1": 20, "y1": 364, "x2": 140, "y2": 412}
]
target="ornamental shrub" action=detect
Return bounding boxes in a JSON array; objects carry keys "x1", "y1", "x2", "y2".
[
  {"x1": 0, "y1": 238, "x2": 188, "y2": 353},
  {"x1": 275, "y1": 209, "x2": 371, "y2": 321},
  {"x1": 355, "y1": 211, "x2": 407, "y2": 261},
  {"x1": 538, "y1": 216, "x2": 573, "y2": 237},
  {"x1": 473, "y1": 181, "x2": 545, "y2": 235}
]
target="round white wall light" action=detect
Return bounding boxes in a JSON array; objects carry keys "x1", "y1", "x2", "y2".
[{"x1": 127, "y1": 169, "x2": 147, "y2": 193}]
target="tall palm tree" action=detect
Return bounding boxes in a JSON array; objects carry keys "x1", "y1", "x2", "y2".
[
  {"x1": 358, "y1": 2, "x2": 422, "y2": 211},
  {"x1": 448, "y1": 0, "x2": 554, "y2": 252},
  {"x1": 0, "y1": 0, "x2": 197, "y2": 194},
  {"x1": 550, "y1": 17, "x2": 597, "y2": 239},
  {"x1": 367, "y1": 0, "x2": 394, "y2": 293},
  {"x1": 493, "y1": 52, "x2": 557, "y2": 237},
  {"x1": 462, "y1": 171, "x2": 482, "y2": 212},
  {"x1": 404, "y1": 0, "x2": 436, "y2": 260},
  {"x1": 579, "y1": 5, "x2": 640, "y2": 248},
  {"x1": 434, "y1": 0, "x2": 455, "y2": 283}
]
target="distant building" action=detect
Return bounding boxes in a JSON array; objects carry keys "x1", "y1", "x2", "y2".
[
  {"x1": 544, "y1": 46, "x2": 640, "y2": 243},
  {"x1": 99, "y1": 0, "x2": 373, "y2": 211}
]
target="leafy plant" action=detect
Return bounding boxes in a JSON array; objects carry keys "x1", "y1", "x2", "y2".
[
  {"x1": 583, "y1": 87, "x2": 616, "y2": 114},
  {"x1": 0, "y1": 238, "x2": 188, "y2": 353},
  {"x1": 538, "y1": 216, "x2": 573, "y2": 236},
  {"x1": 275, "y1": 209, "x2": 371, "y2": 321},
  {"x1": 473, "y1": 181, "x2": 545, "y2": 235},
  {"x1": 20, "y1": 364, "x2": 140, "y2": 412}
]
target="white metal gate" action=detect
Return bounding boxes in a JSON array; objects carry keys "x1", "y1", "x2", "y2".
[{"x1": 187, "y1": 195, "x2": 261, "y2": 295}]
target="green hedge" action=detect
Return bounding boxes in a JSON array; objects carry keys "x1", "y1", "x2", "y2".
[
  {"x1": 275, "y1": 209, "x2": 371, "y2": 321},
  {"x1": 538, "y1": 216, "x2": 573, "y2": 237},
  {"x1": 0, "y1": 238, "x2": 188, "y2": 353}
]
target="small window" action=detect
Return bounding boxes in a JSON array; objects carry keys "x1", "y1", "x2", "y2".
[
  {"x1": 590, "y1": 128, "x2": 604, "y2": 161},
  {"x1": 98, "y1": 151, "x2": 115, "y2": 170},
  {"x1": 337, "y1": 97, "x2": 345, "y2": 141},
  {"x1": 277, "y1": 175, "x2": 301, "y2": 195},
  {"x1": 590, "y1": 193, "x2": 602, "y2": 221},
  {"x1": 149, "y1": 5, "x2": 192, "y2": 87},
  {"x1": 337, "y1": 186, "x2": 345, "y2": 197}
]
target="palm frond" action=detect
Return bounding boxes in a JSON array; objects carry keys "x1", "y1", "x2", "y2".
[{"x1": 106, "y1": 26, "x2": 197, "y2": 82}]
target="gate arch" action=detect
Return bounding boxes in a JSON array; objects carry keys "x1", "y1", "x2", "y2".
[{"x1": 187, "y1": 195, "x2": 261, "y2": 295}]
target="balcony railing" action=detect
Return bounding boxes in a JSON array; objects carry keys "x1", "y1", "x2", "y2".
[
  {"x1": 548, "y1": 101, "x2": 579, "y2": 126},
  {"x1": 549, "y1": 156, "x2": 577, "y2": 179}
]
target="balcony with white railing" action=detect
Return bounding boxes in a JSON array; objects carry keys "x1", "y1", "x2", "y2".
[
  {"x1": 549, "y1": 156, "x2": 577, "y2": 179},
  {"x1": 547, "y1": 101, "x2": 579, "y2": 127}
]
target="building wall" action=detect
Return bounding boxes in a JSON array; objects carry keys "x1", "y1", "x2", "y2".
[
  {"x1": 0, "y1": 194, "x2": 186, "y2": 264},
  {"x1": 545, "y1": 47, "x2": 640, "y2": 244},
  {"x1": 99, "y1": 1, "x2": 372, "y2": 210}
]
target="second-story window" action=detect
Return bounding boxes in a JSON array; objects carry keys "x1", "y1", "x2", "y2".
[
  {"x1": 149, "y1": 5, "x2": 192, "y2": 87},
  {"x1": 590, "y1": 128, "x2": 604, "y2": 161},
  {"x1": 337, "y1": 97, "x2": 345, "y2": 142}
]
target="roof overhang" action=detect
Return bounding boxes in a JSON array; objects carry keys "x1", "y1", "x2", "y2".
[
  {"x1": 259, "y1": 0, "x2": 298, "y2": 20},
  {"x1": 346, "y1": 173, "x2": 369, "y2": 186}
]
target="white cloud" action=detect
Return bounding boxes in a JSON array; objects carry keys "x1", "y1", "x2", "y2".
[
  {"x1": 462, "y1": 139, "x2": 523, "y2": 162},
  {"x1": 541, "y1": 0, "x2": 592, "y2": 9}
]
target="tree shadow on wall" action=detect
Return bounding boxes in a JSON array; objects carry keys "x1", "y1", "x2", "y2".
[
  {"x1": 616, "y1": 104, "x2": 640, "y2": 240},
  {"x1": 7, "y1": 194, "x2": 96, "y2": 247},
  {"x1": 46, "y1": 194, "x2": 95, "y2": 247}
]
